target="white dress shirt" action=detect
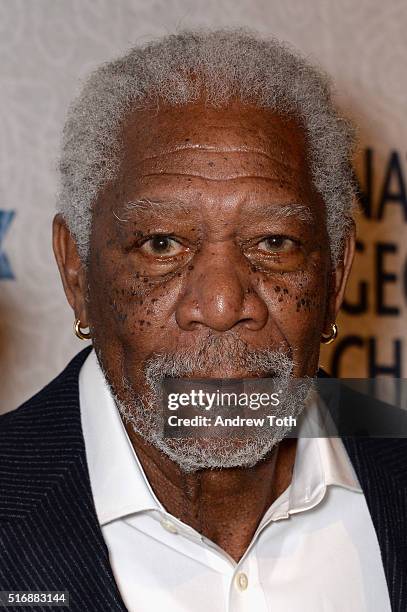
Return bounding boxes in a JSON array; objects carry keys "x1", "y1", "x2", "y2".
[{"x1": 79, "y1": 348, "x2": 391, "y2": 612}]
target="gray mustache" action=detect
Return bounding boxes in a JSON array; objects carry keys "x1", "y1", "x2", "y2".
[{"x1": 143, "y1": 333, "x2": 294, "y2": 388}]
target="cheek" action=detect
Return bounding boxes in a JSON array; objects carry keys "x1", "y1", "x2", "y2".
[
  {"x1": 87, "y1": 252, "x2": 185, "y2": 351},
  {"x1": 257, "y1": 269, "x2": 327, "y2": 346}
]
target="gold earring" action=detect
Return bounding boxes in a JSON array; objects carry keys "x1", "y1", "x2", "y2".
[
  {"x1": 74, "y1": 318, "x2": 92, "y2": 340},
  {"x1": 321, "y1": 322, "x2": 338, "y2": 345}
]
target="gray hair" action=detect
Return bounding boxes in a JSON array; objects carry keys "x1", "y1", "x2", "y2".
[{"x1": 58, "y1": 28, "x2": 357, "y2": 265}]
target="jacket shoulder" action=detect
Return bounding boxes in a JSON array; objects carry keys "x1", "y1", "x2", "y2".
[
  {"x1": 0, "y1": 346, "x2": 92, "y2": 428},
  {"x1": 0, "y1": 346, "x2": 92, "y2": 521}
]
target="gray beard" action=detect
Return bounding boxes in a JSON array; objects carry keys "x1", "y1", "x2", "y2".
[{"x1": 100, "y1": 333, "x2": 311, "y2": 473}]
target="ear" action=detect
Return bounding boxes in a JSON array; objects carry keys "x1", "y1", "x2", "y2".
[
  {"x1": 52, "y1": 213, "x2": 89, "y2": 327},
  {"x1": 324, "y1": 220, "x2": 356, "y2": 332}
]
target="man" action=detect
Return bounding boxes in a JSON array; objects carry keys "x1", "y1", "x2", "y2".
[{"x1": 0, "y1": 29, "x2": 405, "y2": 611}]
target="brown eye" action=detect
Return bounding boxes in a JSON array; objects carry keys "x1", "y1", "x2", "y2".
[
  {"x1": 257, "y1": 235, "x2": 298, "y2": 254},
  {"x1": 140, "y1": 235, "x2": 186, "y2": 258}
]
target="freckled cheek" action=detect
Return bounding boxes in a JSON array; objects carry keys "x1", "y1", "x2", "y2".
[
  {"x1": 90, "y1": 264, "x2": 184, "y2": 342},
  {"x1": 258, "y1": 274, "x2": 326, "y2": 343}
]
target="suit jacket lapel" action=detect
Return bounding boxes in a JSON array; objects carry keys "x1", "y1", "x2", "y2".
[{"x1": 0, "y1": 346, "x2": 128, "y2": 611}]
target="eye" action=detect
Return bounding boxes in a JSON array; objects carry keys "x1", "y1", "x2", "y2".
[
  {"x1": 140, "y1": 235, "x2": 186, "y2": 258},
  {"x1": 256, "y1": 235, "x2": 299, "y2": 254}
]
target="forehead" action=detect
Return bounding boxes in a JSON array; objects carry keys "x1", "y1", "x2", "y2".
[
  {"x1": 123, "y1": 99, "x2": 306, "y2": 154},
  {"x1": 119, "y1": 101, "x2": 309, "y2": 174},
  {"x1": 106, "y1": 100, "x2": 320, "y2": 222}
]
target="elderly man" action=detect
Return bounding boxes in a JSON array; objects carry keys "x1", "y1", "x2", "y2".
[{"x1": 0, "y1": 29, "x2": 405, "y2": 612}]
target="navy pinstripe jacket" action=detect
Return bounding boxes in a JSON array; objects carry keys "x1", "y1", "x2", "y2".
[{"x1": 0, "y1": 347, "x2": 406, "y2": 611}]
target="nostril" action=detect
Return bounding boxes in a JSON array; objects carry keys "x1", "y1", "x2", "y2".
[{"x1": 238, "y1": 314, "x2": 268, "y2": 331}]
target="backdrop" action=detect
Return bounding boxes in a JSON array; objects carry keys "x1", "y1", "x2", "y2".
[{"x1": 1, "y1": 0, "x2": 406, "y2": 414}]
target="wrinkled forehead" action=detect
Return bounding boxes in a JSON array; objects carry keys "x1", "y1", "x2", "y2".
[{"x1": 119, "y1": 100, "x2": 310, "y2": 173}]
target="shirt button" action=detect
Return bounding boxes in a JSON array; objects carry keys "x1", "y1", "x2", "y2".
[
  {"x1": 160, "y1": 518, "x2": 178, "y2": 534},
  {"x1": 235, "y1": 572, "x2": 248, "y2": 591}
]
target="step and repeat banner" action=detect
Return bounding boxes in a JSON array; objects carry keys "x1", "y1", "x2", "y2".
[
  {"x1": 321, "y1": 146, "x2": 407, "y2": 378},
  {"x1": 1, "y1": 0, "x2": 406, "y2": 413}
]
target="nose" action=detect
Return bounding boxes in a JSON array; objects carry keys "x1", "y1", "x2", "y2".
[{"x1": 175, "y1": 246, "x2": 269, "y2": 332}]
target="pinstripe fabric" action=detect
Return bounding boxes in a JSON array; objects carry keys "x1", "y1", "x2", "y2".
[
  {"x1": 0, "y1": 347, "x2": 406, "y2": 611},
  {"x1": 0, "y1": 346, "x2": 127, "y2": 612}
]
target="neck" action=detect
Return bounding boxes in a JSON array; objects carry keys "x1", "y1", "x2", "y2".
[{"x1": 124, "y1": 425, "x2": 297, "y2": 562}]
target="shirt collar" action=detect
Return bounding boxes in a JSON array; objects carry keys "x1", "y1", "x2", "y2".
[
  {"x1": 79, "y1": 349, "x2": 163, "y2": 526},
  {"x1": 285, "y1": 436, "x2": 362, "y2": 515},
  {"x1": 282, "y1": 391, "x2": 362, "y2": 517},
  {"x1": 79, "y1": 349, "x2": 361, "y2": 527},
  {"x1": 257, "y1": 390, "x2": 362, "y2": 526}
]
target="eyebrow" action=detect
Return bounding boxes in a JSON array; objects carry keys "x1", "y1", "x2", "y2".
[
  {"x1": 113, "y1": 198, "x2": 191, "y2": 222},
  {"x1": 113, "y1": 198, "x2": 314, "y2": 223},
  {"x1": 249, "y1": 203, "x2": 314, "y2": 223}
]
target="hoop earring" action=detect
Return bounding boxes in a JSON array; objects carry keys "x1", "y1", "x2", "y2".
[
  {"x1": 74, "y1": 318, "x2": 92, "y2": 341},
  {"x1": 321, "y1": 322, "x2": 338, "y2": 345}
]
